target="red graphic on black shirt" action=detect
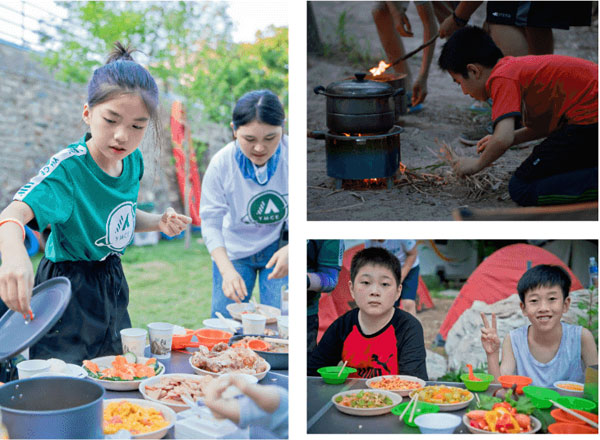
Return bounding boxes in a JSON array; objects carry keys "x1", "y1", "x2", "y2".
[{"x1": 342, "y1": 325, "x2": 398, "y2": 378}]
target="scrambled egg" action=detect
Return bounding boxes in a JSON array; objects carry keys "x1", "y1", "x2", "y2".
[{"x1": 103, "y1": 400, "x2": 169, "y2": 435}]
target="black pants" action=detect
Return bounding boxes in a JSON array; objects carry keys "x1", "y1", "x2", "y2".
[
  {"x1": 30, "y1": 255, "x2": 131, "y2": 364},
  {"x1": 509, "y1": 124, "x2": 598, "y2": 206}
]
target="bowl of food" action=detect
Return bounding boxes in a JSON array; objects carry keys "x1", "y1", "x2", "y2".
[
  {"x1": 82, "y1": 355, "x2": 165, "y2": 391},
  {"x1": 365, "y1": 375, "x2": 425, "y2": 396},
  {"x1": 189, "y1": 343, "x2": 271, "y2": 380},
  {"x1": 391, "y1": 401, "x2": 439, "y2": 427},
  {"x1": 229, "y1": 334, "x2": 288, "y2": 370},
  {"x1": 522, "y1": 385, "x2": 561, "y2": 409},
  {"x1": 498, "y1": 375, "x2": 533, "y2": 394},
  {"x1": 554, "y1": 380, "x2": 585, "y2": 397},
  {"x1": 414, "y1": 413, "x2": 461, "y2": 434},
  {"x1": 408, "y1": 385, "x2": 473, "y2": 411},
  {"x1": 331, "y1": 389, "x2": 402, "y2": 416},
  {"x1": 555, "y1": 395, "x2": 597, "y2": 412},
  {"x1": 548, "y1": 422, "x2": 598, "y2": 434},
  {"x1": 317, "y1": 366, "x2": 357, "y2": 384},
  {"x1": 195, "y1": 328, "x2": 233, "y2": 350},
  {"x1": 103, "y1": 398, "x2": 176, "y2": 439},
  {"x1": 226, "y1": 303, "x2": 281, "y2": 324},
  {"x1": 460, "y1": 373, "x2": 494, "y2": 392},
  {"x1": 139, "y1": 373, "x2": 215, "y2": 412},
  {"x1": 463, "y1": 412, "x2": 542, "y2": 434},
  {"x1": 550, "y1": 408, "x2": 598, "y2": 425}
]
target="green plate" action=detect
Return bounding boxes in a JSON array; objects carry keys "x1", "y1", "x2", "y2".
[
  {"x1": 523, "y1": 386, "x2": 561, "y2": 409},
  {"x1": 556, "y1": 396, "x2": 597, "y2": 412},
  {"x1": 391, "y1": 401, "x2": 440, "y2": 427}
]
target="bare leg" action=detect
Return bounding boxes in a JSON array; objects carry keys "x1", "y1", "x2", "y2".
[
  {"x1": 524, "y1": 27, "x2": 554, "y2": 54},
  {"x1": 372, "y1": 2, "x2": 412, "y2": 82},
  {"x1": 400, "y1": 299, "x2": 418, "y2": 318},
  {"x1": 488, "y1": 23, "x2": 528, "y2": 57}
]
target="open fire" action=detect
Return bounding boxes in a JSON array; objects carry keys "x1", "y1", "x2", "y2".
[
  {"x1": 341, "y1": 162, "x2": 407, "y2": 190},
  {"x1": 369, "y1": 60, "x2": 391, "y2": 77}
]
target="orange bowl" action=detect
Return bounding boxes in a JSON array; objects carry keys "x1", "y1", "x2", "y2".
[
  {"x1": 247, "y1": 339, "x2": 271, "y2": 351},
  {"x1": 498, "y1": 375, "x2": 533, "y2": 394},
  {"x1": 551, "y1": 408, "x2": 599, "y2": 425},
  {"x1": 171, "y1": 329, "x2": 195, "y2": 350},
  {"x1": 195, "y1": 328, "x2": 232, "y2": 350},
  {"x1": 548, "y1": 422, "x2": 598, "y2": 434}
]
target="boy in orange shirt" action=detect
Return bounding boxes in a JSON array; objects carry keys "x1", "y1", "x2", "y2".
[{"x1": 438, "y1": 26, "x2": 597, "y2": 206}]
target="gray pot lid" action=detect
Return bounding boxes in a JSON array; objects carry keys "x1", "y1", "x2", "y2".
[
  {"x1": 325, "y1": 73, "x2": 393, "y2": 98},
  {"x1": 0, "y1": 277, "x2": 71, "y2": 362}
]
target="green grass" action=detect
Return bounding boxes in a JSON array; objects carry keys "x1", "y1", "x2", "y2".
[{"x1": 32, "y1": 234, "x2": 214, "y2": 329}]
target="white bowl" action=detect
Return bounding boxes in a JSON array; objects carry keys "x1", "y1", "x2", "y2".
[
  {"x1": 415, "y1": 413, "x2": 461, "y2": 434},
  {"x1": 553, "y1": 380, "x2": 585, "y2": 397},
  {"x1": 83, "y1": 356, "x2": 165, "y2": 391},
  {"x1": 365, "y1": 375, "x2": 425, "y2": 396},
  {"x1": 462, "y1": 414, "x2": 542, "y2": 434},
  {"x1": 202, "y1": 318, "x2": 241, "y2": 333},
  {"x1": 331, "y1": 389, "x2": 402, "y2": 416},
  {"x1": 226, "y1": 303, "x2": 281, "y2": 324},
  {"x1": 17, "y1": 359, "x2": 50, "y2": 379},
  {"x1": 409, "y1": 386, "x2": 474, "y2": 412},
  {"x1": 188, "y1": 355, "x2": 270, "y2": 381},
  {"x1": 103, "y1": 398, "x2": 176, "y2": 439}
]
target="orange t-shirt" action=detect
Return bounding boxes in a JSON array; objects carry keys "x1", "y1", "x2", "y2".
[{"x1": 487, "y1": 55, "x2": 598, "y2": 133}]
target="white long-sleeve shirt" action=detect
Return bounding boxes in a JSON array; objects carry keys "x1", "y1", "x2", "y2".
[{"x1": 200, "y1": 136, "x2": 288, "y2": 260}]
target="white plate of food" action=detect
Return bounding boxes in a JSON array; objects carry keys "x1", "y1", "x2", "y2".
[
  {"x1": 331, "y1": 389, "x2": 402, "y2": 416},
  {"x1": 365, "y1": 375, "x2": 425, "y2": 396},
  {"x1": 188, "y1": 344, "x2": 270, "y2": 380},
  {"x1": 139, "y1": 373, "x2": 214, "y2": 413},
  {"x1": 226, "y1": 303, "x2": 281, "y2": 324},
  {"x1": 462, "y1": 414, "x2": 542, "y2": 434},
  {"x1": 82, "y1": 355, "x2": 165, "y2": 391},
  {"x1": 553, "y1": 380, "x2": 585, "y2": 397},
  {"x1": 409, "y1": 385, "x2": 474, "y2": 412},
  {"x1": 103, "y1": 398, "x2": 176, "y2": 439}
]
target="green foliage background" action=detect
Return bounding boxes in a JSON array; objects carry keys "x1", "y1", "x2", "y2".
[{"x1": 40, "y1": 1, "x2": 288, "y2": 125}]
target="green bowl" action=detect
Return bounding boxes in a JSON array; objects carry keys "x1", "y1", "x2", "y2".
[
  {"x1": 391, "y1": 401, "x2": 440, "y2": 427},
  {"x1": 556, "y1": 396, "x2": 598, "y2": 412},
  {"x1": 317, "y1": 366, "x2": 357, "y2": 384},
  {"x1": 523, "y1": 386, "x2": 561, "y2": 409},
  {"x1": 460, "y1": 373, "x2": 494, "y2": 392}
]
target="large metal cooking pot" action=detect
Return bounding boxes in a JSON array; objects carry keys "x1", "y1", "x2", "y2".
[
  {"x1": 0, "y1": 377, "x2": 104, "y2": 439},
  {"x1": 314, "y1": 72, "x2": 403, "y2": 134}
]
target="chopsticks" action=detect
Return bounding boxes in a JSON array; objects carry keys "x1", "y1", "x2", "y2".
[
  {"x1": 399, "y1": 392, "x2": 419, "y2": 422},
  {"x1": 337, "y1": 361, "x2": 348, "y2": 378},
  {"x1": 408, "y1": 393, "x2": 420, "y2": 424},
  {"x1": 549, "y1": 399, "x2": 599, "y2": 428},
  {"x1": 262, "y1": 337, "x2": 289, "y2": 345},
  {"x1": 215, "y1": 311, "x2": 237, "y2": 334}
]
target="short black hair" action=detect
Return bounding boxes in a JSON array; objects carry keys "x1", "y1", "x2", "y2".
[
  {"x1": 517, "y1": 264, "x2": 571, "y2": 302},
  {"x1": 232, "y1": 89, "x2": 285, "y2": 129},
  {"x1": 350, "y1": 247, "x2": 402, "y2": 286},
  {"x1": 438, "y1": 26, "x2": 504, "y2": 77}
]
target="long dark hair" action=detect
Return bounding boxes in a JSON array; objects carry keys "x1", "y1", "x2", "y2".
[{"x1": 232, "y1": 89, "x2": 285, "y2": 130}]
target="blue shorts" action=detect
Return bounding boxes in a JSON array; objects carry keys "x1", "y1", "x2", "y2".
[{"x1": 396, "y1": 265, "x2": 419, "y2": 305}]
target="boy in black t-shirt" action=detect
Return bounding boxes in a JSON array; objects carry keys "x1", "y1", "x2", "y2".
[{"x1": 308, "y1": 247, "x2": 428, "y2": 380}]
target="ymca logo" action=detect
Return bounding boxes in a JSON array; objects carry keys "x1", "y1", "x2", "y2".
[
  {"x1": 94, "y1": 201, "x2": 136, "y2": 251},
  {"x1": 244, "y1": 190, "x2": 288, "y2": 225}
]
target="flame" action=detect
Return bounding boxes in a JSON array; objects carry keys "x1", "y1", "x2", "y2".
[
  {"x1": 398, "y1": 162, "x2": 407, "y2": 174},
  {"x1": 369, "y1": 60, "x2": 391, "y2": 77},
  {"x1": 341, "y1": 133, "x2": 363, "y2": 137}
]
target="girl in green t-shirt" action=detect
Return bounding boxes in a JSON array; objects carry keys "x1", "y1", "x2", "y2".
[{"x1": 0, "y1": 42, "x2": 191, "y2": 363}]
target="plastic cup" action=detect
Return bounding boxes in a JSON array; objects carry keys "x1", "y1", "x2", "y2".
[
  {"x1": 241, "y1": 313, "x2": 266, "y2": 335},
  {"x1": 147, "y1": 322, "x2": 174, "y2": 359},
  {"x1": 120, "y1": 328, "x2": 147, "y2": 359},
  {"x1": 277, "y1": 316, "x2": 289, "y2": 339},
  {"x1": 17, "y1": 359, "x2": 50, "y2": 379}
]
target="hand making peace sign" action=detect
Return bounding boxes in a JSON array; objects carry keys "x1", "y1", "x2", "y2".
[{"x1": 480, "y1": 312, "x2": 501, "y2": 355}]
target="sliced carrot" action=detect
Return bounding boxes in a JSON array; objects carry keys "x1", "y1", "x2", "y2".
[{"x1": 83, "y1": 360, "x2": 99, "y2": 373}]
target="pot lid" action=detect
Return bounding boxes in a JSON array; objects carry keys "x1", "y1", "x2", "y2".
[
  {"x1": 325, "y1": 72, "x2": 394, "y2": 97},
  {"x1": 0, "y1": 277, "x2": 71, "y2": 362}
]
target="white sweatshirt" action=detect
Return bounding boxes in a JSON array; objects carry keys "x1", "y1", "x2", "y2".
[{"x1": 200, "y1": 136, "x2": 288, "y2": 260}]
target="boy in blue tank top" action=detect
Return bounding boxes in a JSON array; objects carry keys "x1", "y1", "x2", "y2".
[{"x1": 481, "y1": 265, "x2": 597, "y2": 387}]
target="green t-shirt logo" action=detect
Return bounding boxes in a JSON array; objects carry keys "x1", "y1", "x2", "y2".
[{"x1": 246, "y1": 190, "x2": 288, "y2": 224}]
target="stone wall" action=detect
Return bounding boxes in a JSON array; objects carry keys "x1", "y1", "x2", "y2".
[{"x1": 0, "y1": 43, "x2": 230, "y2": 217}]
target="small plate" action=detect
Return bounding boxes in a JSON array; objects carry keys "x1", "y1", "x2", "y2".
[
  {"x1": 103, "y1": 398, "x2": 176, "y2": 439},
  {"x1": 188, "y1": 356, "x2": 270, "y2": 381},
  {"x1": 462, "y1": 414, "x2": 542, "y2": 434},
  {"x1": 332, "y1": 389, "x2": 402, "y2": 416},
  {"x1": 553, "y1": 380, "x2": 585, "y2": 397},
  {"x1": 83, "y1": 356, "x2": 165, "y2": 391},
  {"x1": 226, "y1": 303, "x2": 281, "y2": 324},
  {"x1": 409, "y1": 386, "x2": 474, "y2": 412},
  {"x1": 365, "y1": 375, "x2": 425, "y2": 396}
]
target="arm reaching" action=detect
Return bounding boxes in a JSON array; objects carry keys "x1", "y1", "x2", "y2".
[
  {"x1": 135, "y1": 207, "x2": 191, "y2": 236},
  {"x1": 266, "y1": 245, "x2": 288, "y2": 279},
  {"x1": 211, "y1": 247, "x2": 247, "y2": 303}
]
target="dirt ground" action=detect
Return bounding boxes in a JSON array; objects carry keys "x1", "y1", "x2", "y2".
[{"x1": 307, "y1": 2, "x2": 598, "y2": 221}]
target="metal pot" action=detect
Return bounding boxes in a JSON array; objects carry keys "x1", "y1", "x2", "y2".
[
  {"x1": 0, "y1": 377, "x2": 105, "y2": 439},
  {"x1": 314, "y1": 72, "x2": 403, "y2": 133}
]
